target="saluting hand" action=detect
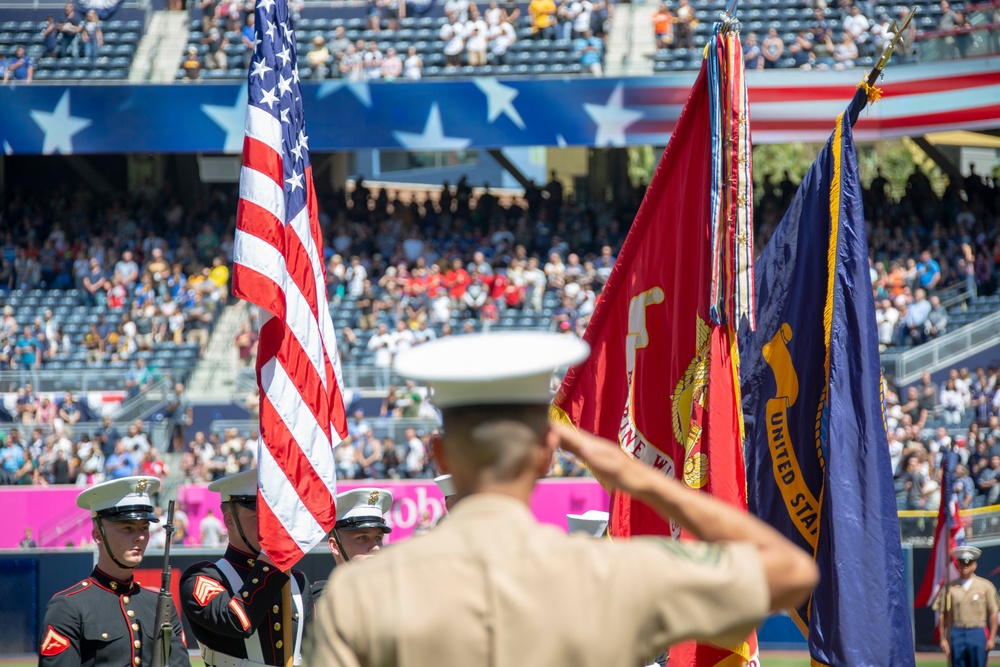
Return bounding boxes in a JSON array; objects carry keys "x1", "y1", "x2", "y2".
[{"x1": 550, "y1": 422, "x2": 639, "y2": 492}]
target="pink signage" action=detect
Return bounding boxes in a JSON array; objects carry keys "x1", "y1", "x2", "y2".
[{"x1": 1, "y1": 479, "x2": 610, "y2": 549}]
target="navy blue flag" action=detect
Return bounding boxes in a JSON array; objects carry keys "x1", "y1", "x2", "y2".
[{"x1": 739, "y1": 88, "x2": 914, "y2": 666}]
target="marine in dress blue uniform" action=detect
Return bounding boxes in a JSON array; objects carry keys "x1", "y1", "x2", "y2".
[
  {"x1": 38, "y1": 476, "x2": 190, "y2": 667},
  {"x1": 936, "y1": 545, "x2": 999, "y2": 667},
  {"x1": 179, "y1": 470, "x2": 311, "y2": 667}
]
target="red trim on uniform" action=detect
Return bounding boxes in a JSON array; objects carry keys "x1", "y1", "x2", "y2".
[
  {"x1": 229, "y1": 598, "x2": 251, "y2": 631},
  {"x1": 121, "y1": 595, "x2": 136, "y2": 664},
  {"x1": 52, "y1": 580, "x2": 89, "y2": 597},
  {"x1": 40, "y1": 626, "x2": 70, "y2": 656},
  {"x1": 193, "y1": 575, "x2": 226, "y2": 606}
]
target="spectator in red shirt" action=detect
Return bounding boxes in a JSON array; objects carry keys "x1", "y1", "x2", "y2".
[{"x1": 445, "y1": 258, "x2": 471, "y2": 302}]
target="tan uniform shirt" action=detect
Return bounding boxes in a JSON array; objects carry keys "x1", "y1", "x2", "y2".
[
  {"x1": 934, "y1": 575, "x2": 1000, "y2": 628},
  {"x1": 309, "y1": 494, "x2": 770, "y2": 667}
]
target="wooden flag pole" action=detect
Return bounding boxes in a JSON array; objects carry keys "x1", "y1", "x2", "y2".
[{"x1": 283, "y1": 581, "x2": 293, "y2": 667}]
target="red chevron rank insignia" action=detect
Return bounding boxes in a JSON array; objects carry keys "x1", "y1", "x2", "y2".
[
  {"x1": 193, "y1": 576, "x2": 226, "y2": 606},
  {"x1": 40, "y1": 625, "x2": 70, "y2": 656}
]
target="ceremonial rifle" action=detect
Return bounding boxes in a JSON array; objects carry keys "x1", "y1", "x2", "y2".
[{"x1": 152, "y1": 500, "x2": 176, "y2": 667}]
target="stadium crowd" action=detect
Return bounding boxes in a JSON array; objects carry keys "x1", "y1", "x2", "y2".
[{"x1": 0, "y1": 162, "x2": 998, "y2": 490}]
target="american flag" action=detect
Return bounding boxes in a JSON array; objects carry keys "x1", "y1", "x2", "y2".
[
  {"x1": 232, "y1": 0, "x2": 347, "y2": 572},
  {"x1": 915, "y1": 447, "x2": 966, "y2": 612}
]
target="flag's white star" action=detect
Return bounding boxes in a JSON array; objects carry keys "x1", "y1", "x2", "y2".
[
  {"x1": 28, "y1": 91, "x2": 92, "y2": 155},
  {"x1": 316, "y1": 80, "x2": 371, "y2": 108},
  {"x1": 297, "y1": 129, "x2": 309, "y2": 151},
  {"x1": 277, "y1": 74, "x2": 292, "y2": 96},
  {"x1": 201, "y1": 84, "x2": 248, "y2": 153},
  {"x1": 583, "y1": 83, "x2": 644, "y2": 147},
  {"x1": 264, "y1": 20, "x2": 277, "y2": 41},
  {"x1": 286, "y1": 171, "x2": 304, "y2": 192},
  {"x1": 250, "y1": 59, "x2": 272, "y2": 80},
  {"x1": 292, "y1": 66, "x2": 300, "y2": 84},
  {"x1": 472, "y1": 78, "x2": 525, "y2": 129},
  {"x1": 257, "y1": 0, "x2": 275, "y2": 13},
  {"x1": 393, "y1": 104, "x2": 471, "y2": 150},
  {"x1": 291, "y1": 139, "x2": 304, "y2": 161},
  {"x1": 258, "y1": 87, "x2": 279, "y2": 109},
  {"x1": 276, "y1": 45, "x2": 292, "y2": 67},
  {"x1": 280, "y1": 107, "x2": 291, "y2": 124},
  {"x1": 253, "y1": 35, "x2": 261, "y2": 49}
]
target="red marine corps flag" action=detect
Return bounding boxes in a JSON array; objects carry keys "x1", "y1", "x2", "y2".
[
  {"x1": 552, "y1": 10, "x2": 758, "y2": 667},
  {"x1": 233, "y1": 0, "x2": 347, "y2": 572}
]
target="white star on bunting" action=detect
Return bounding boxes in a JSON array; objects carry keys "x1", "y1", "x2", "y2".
[
  {"x1": 28, "y1": 91, "x2": 92, "y2": 155},
  {"x1": 583, "y1": 83, "x2": 644, "y2": 147},
  {"x1": 393, "y1": 104, "x2": 471, "y2": 150}
]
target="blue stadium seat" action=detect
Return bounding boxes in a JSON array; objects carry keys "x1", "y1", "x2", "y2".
[{"x1": 125, "y1": 20, "x2": 142, "y2": 30}]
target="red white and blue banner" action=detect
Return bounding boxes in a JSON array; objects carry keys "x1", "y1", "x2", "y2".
[{"x1": 1, "y1": 59, "x2": 998, "y2": 155}]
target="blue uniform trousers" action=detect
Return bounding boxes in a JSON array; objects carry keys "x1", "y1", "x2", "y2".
[{"x1": 952, "y1": 626, "x2": 988, "y2": 667}]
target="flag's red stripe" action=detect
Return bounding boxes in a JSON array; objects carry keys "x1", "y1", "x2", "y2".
[
  {"x1": 258, "y1": 389, "x2": 337, "y2": 524},
  {"x1": 232, "y1": 260, "x2": 286, "y2": 321},
  {"x1": 630, "y1": 73, "x2": 1000, "y2": 106},
  {"x1": 256, "y1": 315, "x2": 333, "y2": 444},
  {"x1": 236, "y1": 198, "x2": 285, "y2": 250},
  {"x1": 256, "y1": 495, "x2": 306, "y2": 573},
  {"x1": 629, "y1": 102, "x2": 1000, "y2": 136},
  {"x1": 243, "y1": 135, "x2": 283, "y2": 187},
  {"x1": 236, "y1": 198, "x2": 321, "y2": 323}
]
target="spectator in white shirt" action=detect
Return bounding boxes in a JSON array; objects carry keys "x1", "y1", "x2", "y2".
[
  {"x1": 367, "y1": 322, "x2": 396, "y2": 368},
  {"x1": 199, "y1": 509, "x2": 226, "y2": 547},
  {"x1": 444, "y1": 0, "x2": 470, "y2": 22},
  {"x1": 465, "y1": 9, "x2": 489, "y2": 66},
  {"x1": 363, "y1": 40, "x2": 383, "y2": 80},
  {"x1": 403, "y1": 45, "x2": 423, "y2": 79},
  {"x1": 440, "y1": 14, "x2": 466, "y2": 67},
  {"x1": 842, "y1": 5, "x2": 870, "y2": 53},
  {"x1": 875, "y1": 298, "x2": 899, "y2": 349},
  {"x1": 431, "y1": 287, "x2": 452, "y2": 324},
  {"x1": 391, "y1": 320, "x2": 414, "y2": 355},
  {"x1": 489, "y1": 19, "x2": 517, "y2": 64},
  {"x1": 571, "y1": 0, "x2": 594, "y2": 38},
  {"x1": 485, "y1": 0, "x2": 504, "y2": 25}
]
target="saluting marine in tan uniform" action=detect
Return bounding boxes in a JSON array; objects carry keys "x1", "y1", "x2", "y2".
[{"x1": 308, "y1": 332, "x2": 818, "y2": 667}]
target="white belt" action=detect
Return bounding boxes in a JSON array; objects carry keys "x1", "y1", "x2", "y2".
[{"x1": 201, "y1": 645, "x2": 269, "y2": 667}]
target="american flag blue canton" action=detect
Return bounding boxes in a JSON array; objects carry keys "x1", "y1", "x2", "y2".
[{"x1": 249, "y1": 0, "x2": 311, "y2": 224}]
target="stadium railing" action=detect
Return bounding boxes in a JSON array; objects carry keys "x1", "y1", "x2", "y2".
[
  {"x1": 881, "y1": 309, "x2": 1000, "y2": 385},
  {"x1": 211, "y1": 416, "x2": 439, "y2": 442},
  {"x1": 0, "y1": 369, "x2": 130, "y2": 394},
  {"x1": 899, "y1": 506, "x2": 1000, "y2": 545}
]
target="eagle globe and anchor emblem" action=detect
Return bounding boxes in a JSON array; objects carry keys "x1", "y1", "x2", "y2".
[{"x1": 619, "y1": 286, "x2": 710, "y2": 491}]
